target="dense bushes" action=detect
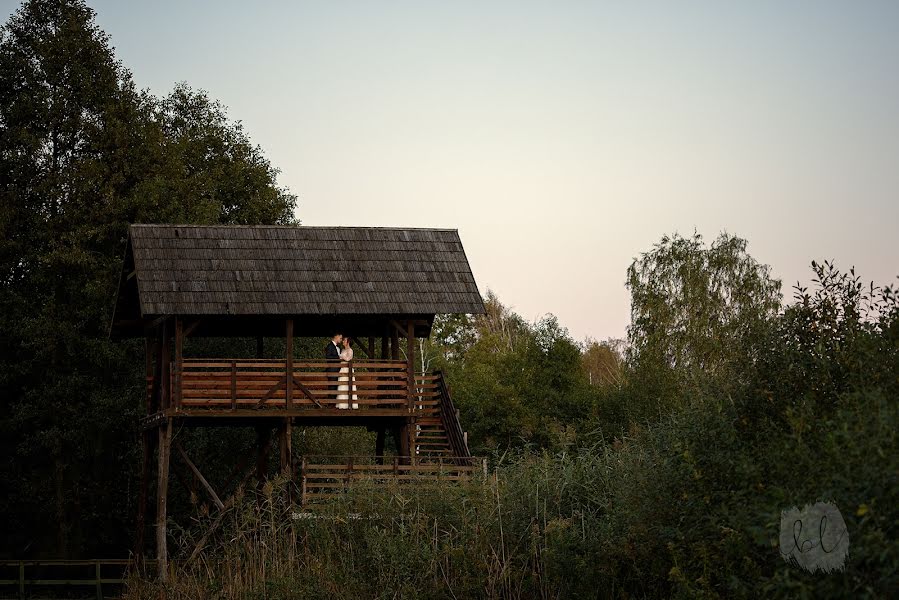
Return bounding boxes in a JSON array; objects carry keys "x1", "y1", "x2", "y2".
[
  {"x1": 123, "y1": 258, "x2": 897, "y2": 599},
  {"x1": 126, "y1": 394, "x2": 895, "y2": 598}
]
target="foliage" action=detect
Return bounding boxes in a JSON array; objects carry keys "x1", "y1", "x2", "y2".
[
  {"x1": 434, "y1": 290, "x2": 599, "y2": 453},
  {"x1": 125, "y1": 263, "x2": 897, "y2": 600},
  {"x1": 0, "y1": 0, "x2": 296, "y2": 558},
  {"x1": 625, "y1": 231, "x2": 782, "y2": 397},
  {"x1": 1, "y1": 2, "x2": 894, "y2": 596}
]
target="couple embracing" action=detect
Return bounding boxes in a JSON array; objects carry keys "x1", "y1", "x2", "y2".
[{"x1": 325, "y1": 333, "x2": 358, "y2": 409}]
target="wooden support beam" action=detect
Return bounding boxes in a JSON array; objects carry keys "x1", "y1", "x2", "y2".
[
  {"x1": 279, "y1": 420, "x2": 292, "y2": 476},
  {"x1": 184, "y1": 318, "x2": 202, "y2": 338},
  {"x1": 406, "y1": 320, "x2": 416, "y2": 460},
  {"x1": 291, "y1": 376, "x2": 321, "y2": 407},
  {"x1": 256, "y1": 426, "x2": 271, "y2": 492},
  {"x1": 149, "y1": 332, "x2": 162, "y2": 413},
  {"x1": 352, "y1": 339, "x2": 371, "y2": 359},
  {"x1": 390, "y1": 318, "x2": 429, "y2": 337},
  {"x1": 156, "y1": 418, "x2": 172, "y2": 582},
  {"x1": 147, "y1": 314, "x2": 170, "y2": 331},
  {"x1": 256, "y1": 335, "x2": 264, "y2": 359},
  {"x1": 144, "y1": 336, "x2": 153, "y2": 413},
  {"x1": 406, "y1": 320, "x2": 415, "y2": 411},
  {"x1": 230, "y1": 361, "x2": 237, "y2": 410},
  {"x1": 396, "y1": 424, "x2": 410, "y2": 461},
  {"x1": 390, "y1": 328, "x2": 399, "y2": 361},
  {"x1": 285, "y1": 319, "x2": 293, "y2": 408},
  {"x1": 187, "y1": 445, "x2": 268, "y2": 563},
  {"x1": 134, "y1": 429, "x2": 153, "y2": 568},
  {"x1": 159, "y1": 318, "x2": 171, "y2": 410},
  {"x1": 174, "y1": 317, "x2": 183, "y2": 409},
  {"x1": 175, "y1": 441, "x2": 225, "y2": 511},
  {"x1": 280, "y1": 419, "x2": 293, "y2": 504},
  {"x1": 389, "y1": 319, "x2": 407, "y2": 338},
  {"x1": 368, "y1": 336, "x2": 375, "y2": 359},
  {"x1": 380, "y1": 335, "x2": 388, "y2": 360},
  {"x1": 375, "y1": 429, "x2": 386, "y2": 465},
  {"x1": 255, "y1": 376, "x2": 286, "y2": 408}
]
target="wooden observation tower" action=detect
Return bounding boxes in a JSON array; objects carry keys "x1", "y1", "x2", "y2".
[{"x1": 108, "y1": 223, "x2": 485, "y2": 577}]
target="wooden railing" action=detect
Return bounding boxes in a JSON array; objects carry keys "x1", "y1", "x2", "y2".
[
  {"x1": 298, "y1": 455, "x2": 487, "y2": 504},
  {"x1": 435, "y1": 370, "x2": 471, "y2": 457},
  {"x1": 0, "y1": 559, "x2": 137, "y2": 599},
  {"x1": 148, "y1": 358, "x2": 434, "y2": 411}
]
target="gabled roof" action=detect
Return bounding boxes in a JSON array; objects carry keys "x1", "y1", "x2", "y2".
[{"x1": 110, "y1": 224, "x2": 484, "y2": 335}]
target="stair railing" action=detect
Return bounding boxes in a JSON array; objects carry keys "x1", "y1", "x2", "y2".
[{"x1": 434, "y1": 370, "x2": 471, "y2": 458}]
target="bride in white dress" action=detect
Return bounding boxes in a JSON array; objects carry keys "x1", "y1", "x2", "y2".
[{"x1": 336, "y1": 337, "x2": 358, "y2": 409}]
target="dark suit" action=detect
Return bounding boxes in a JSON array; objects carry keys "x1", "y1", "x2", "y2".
[{"x1": 325, "y1": 341, "x2": 341, "y2": 397}]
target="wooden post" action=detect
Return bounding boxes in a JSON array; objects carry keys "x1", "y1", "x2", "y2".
[
  {"x1": 397, "y1": 424, "x2": 410, "y2": 460},
  {"x1": 150, "y1": 332, "x2": 162, "y2": 413},
  {"x1": 144, "y1": 336, "x2": 154, "y2": 413},
  {"x1": 174, "y1": 317, "x2": 183, "y2": 409},
  {"x1": 406, "y1": 320, "x2": 416, "y2": 458},
  {"x1": 134, "y1": 429, "x2": 152, "y2": 568},
  {"x1": 381, "y1": 334, "x2": 389, "y2": 360},
  {"x1": 156, "y1": 418, "x2": 172, "y2": 582},
  {"x1": 285, "y1": 319, "x2": 294, "y2": 408},
  {"x1": 159, "y1": 318, "x2": 171, "y2": 410},
  {"x1": 368, "y1": 336, "x2": 375, "y2": 359},
  {"x1": 375, "y1": 429, "x2": 386, "y2": 464},
  {"x1": 300, "y1": 457, "x2": 307, "y2": 506},
  {"x1": 390, "y1": 328, "x2": 399, "y2": 361},
  {"x1": 280, "y1": 419, "x2": 293, "y2": 503},
  {"x1": 175, "y1": 442, "x2": 224, "y2": 510},
  {"x1": 348, "y1": 360, "x2": 354, "y2": 408},
  {"x1": 406, "y1": 320, "x2": 415, "y2": 411},
  {"x1": 256, "y1": 426, "x2": 270, "y2": 492},
  {"x1": 230, "y1": 361, "x2": 237, "y2": 410},
  {"x1": 256, "y1": 335, "x2": 264, "y2": 359}
]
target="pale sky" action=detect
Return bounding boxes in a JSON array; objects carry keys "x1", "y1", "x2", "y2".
[{"x1": 6, "y1": 1, "x2": 898, "y2": 342}]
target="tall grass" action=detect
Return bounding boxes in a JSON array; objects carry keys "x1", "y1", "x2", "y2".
[{"x1": 123, "y1": 386, "x2": 896, "y2": 599}]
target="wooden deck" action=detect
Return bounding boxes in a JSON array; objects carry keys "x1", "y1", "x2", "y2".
[{"x1": 148, "y1": 358, "x2": 442, "y2": 415}]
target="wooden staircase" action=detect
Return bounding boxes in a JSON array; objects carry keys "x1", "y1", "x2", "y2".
[
  {"x1": 297, "y1": 371, "x2": 479, "y2": 504},
  {"x1": 413, "y1": 370, "x2": 470, "y2": 460}
]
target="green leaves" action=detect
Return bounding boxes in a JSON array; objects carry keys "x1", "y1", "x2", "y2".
[
  {"x1": 0, "y1": 0, "x2": 298, "y2": 558},
  {"x1": 625, "y1": 231, "x2": 782, "y2": 406}
]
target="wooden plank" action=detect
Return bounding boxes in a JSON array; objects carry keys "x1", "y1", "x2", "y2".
[
  {"x1": 175, "y1": 441, "x2": 224, "y2": 510},
  {"x1": 255, "y1": 376, "x2": 286, "y2": 408},
  {"x1": 292, "y1": 376, "x2": 322, "y2": 407},
  {"x1": 230, "y1": 361, "x2": 237, "y2": 410},
  {"x1": 156, "y1": 419, "x2": 172, "y2": 582}
]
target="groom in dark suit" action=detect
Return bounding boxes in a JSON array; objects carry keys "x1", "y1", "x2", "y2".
[{"x1": 325, "y1": 332, "x2": 343, "y2": 401}]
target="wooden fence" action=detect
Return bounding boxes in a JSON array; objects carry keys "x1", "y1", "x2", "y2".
[
  {"x1": 298, "y1": 454, "x2": 487, "y2": 504},
  {"x1": 0, "y1": 559, "x2": 141, "y2": 599}
]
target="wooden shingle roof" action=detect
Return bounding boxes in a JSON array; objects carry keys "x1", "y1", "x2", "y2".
[{"x1": 120, "y1": 224, "x2": 484, "y2": 319}]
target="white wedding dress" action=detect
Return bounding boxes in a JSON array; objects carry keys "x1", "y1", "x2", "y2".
[{"x1": 336, "y1": 347, "x2": 358, "y2": 409}]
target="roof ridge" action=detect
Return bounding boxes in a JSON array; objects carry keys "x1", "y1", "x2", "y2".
[{"x1": 130, "y1": 223, "x2": 460, "y2": 232}]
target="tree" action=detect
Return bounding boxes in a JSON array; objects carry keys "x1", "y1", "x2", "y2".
[
  {"x1": 625, "y1": 231, "x2": 782, "y2": 390},
  {"x1": 581, "y1": 338, "x2": 624, "y2": 387},
  {"x1": 132, "y1": 83, "x2": 297, "y2": 225},
  {"x1": 0, "y1": 0, "x2": 297, "y2": 558}
]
